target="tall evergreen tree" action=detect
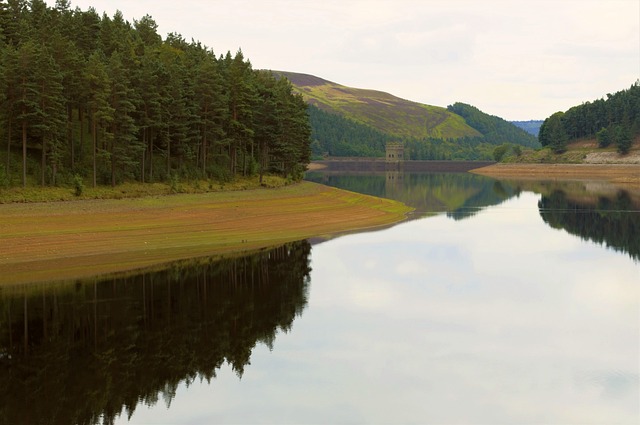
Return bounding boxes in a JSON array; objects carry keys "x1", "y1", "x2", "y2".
[
  {"x1": 225, "y1": 50, "x2": 256, "y2": 175},
  {"x1": 615, "y1": 125, "x2": 632, "y2": 154},
  {"x1": 8, "y1": 40, "x2": 39, "y2": 186},
  {"x1": 85, "y1": 52, "x2": 112, "y2": 187},
  {"x1": 107, "y1": 50, "x2": 139, "y2": 186},
  {"x1": 271, "y1": 77, "x2": 310, "y2": 178},
  {"x1": 539, "y1": 112, "x2": 568, "y2": 153},
  {"x1": 33, "y1": 43, "x2": 65, "y2": 185},
  {"x1": 254, "y1": 71, "x2": 280, "y2": 182},
  {"x1": 136, "y1": 52, "x2": 163, "y2": 182},
  {"x1": 195, "y1": 53, "x2": 227, "y2": 175},
  {"x1": 0, "y1": 0, "x2": 28, "y2": 47}
]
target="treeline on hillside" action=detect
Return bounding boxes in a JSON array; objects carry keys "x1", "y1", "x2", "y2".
[
  {"x1": 308, "y1": 104, "x2": 392, "y2": 157},
  {"x1": 0, "y1": 0, "x2": 311, "y2": 188},
  {"x1": 447, "y1": 102, "x2": 540, "y2": 148},
  {"x1": 539, "y1": 81, "x2": 639, "y2": 153},
  {"x1": 310, "y1": 100, "x2": 540, "y2": 161}
]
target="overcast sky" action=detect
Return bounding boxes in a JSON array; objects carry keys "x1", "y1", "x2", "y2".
[{"x1": 50, "y1": 0, "x2": 639, "y2": 120}]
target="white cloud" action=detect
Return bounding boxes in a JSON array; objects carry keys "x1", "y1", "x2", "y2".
[{"x1": 48, "y1": 0, "x2": 639, "y2": 120}]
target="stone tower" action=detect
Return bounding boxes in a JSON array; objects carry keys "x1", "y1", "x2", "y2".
[{"x1": 385, "y1": 142, "x2": 404, "y2": 163}]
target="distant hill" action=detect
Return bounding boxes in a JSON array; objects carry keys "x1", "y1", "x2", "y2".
[
  {"x1": 274, "y1": 71, "x2": 481, "y2": 140},
  {"x1": 274, "y1": 71, "x2": 541, "y2": 159},
  {"x1": 511, "y1": 120, "x2": 543, "y2": 136}
]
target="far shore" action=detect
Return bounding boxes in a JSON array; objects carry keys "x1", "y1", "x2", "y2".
[
  {"x1": 469, "y1": 163, "x2": 640, "y2": 189},
  {"x1": 0, "y1": 182, "x2": 412, "y2": 286}
]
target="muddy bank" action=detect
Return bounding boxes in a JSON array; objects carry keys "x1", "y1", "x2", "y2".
[{"x1": 470, "y1": 163, "x2": 640, "y2": 188}]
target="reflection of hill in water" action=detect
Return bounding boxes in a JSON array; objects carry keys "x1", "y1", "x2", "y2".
[
  {"x1": 539, "y1": 190, "x2": 639, "y2": 261},
  {"x1": 306, "y1": 171, "x2": 518, "y2": 219},
  {"x1": 0, "y1": 241, "x2": 311, "y2": 425}
]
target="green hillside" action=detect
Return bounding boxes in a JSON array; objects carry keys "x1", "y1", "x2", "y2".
[
  {"x1": 447, "y1": 103, "x2": 540, "y2": 148},
  {"x1": 275, "y1": 71, "x2": 481, "y2": 140}
]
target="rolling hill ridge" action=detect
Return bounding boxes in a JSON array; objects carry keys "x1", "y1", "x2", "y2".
[{"x1": 275, "y1": 71, "x2": 481, "y2": 140}]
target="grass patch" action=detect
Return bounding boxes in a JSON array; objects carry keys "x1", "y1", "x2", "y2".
[{"x1": 0, "y1": 175, "x2": 292, "y2": 204}]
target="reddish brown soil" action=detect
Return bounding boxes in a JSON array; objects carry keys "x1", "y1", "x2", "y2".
[{"x1": 470, "y1": 163, "x2": 640, "y2": 188}]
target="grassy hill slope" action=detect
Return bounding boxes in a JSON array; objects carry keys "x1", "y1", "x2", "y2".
[{"x1": 275, "y1": 71, "x2": 481, "y2": 140}]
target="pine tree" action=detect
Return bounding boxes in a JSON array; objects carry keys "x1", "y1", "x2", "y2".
[
  {"x1": 540, "y1": 112, "x2": 567, "y2": 154},
  {"x1": 596, "y1": 127, "x2": 611, "y2": 148},
  {"x1": 0, "y1": 0, "x2": 29, "y2": 47},
  {"x1": 9, "y1": 40, "x2": 40, "y2": 186},
  {"x1": 136, "y1": 52, "x2": 163, "y2": 182},
  {"x1": 33, "y1": 43, "x2": 65, "y2": 185},
  {"x1": 615, "y1": 125, "x2": 632, "y2": 155},
  {"x1": 270, "y1": 77, "x2": 311, "y2": 178},
  {"x1": 254, "y1": 71, "x2": 280, "y2": 182},
  {"x1": 108, "y1": 51, "x2": 139, "y2": 186},
  {"x1": 195, "y1": 52, "x2": 227, "y2": 175},
  {"x1": 225, "y1": 49, "x2": 256, "y2": 175},
  {"x1": 0, "y1": 37, "x2": 9, "y2": 175},
  {"x1": 85, "y1": 52, "x2": 113, "y2": 187}
]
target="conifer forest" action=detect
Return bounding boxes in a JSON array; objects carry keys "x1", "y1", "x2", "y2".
[{"x1": 0, "y1": 0, "x2": 311, "y2": 188}]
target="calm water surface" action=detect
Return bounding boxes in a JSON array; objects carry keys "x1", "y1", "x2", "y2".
[{"x1": 1, "y1": 172, "x2": 638, "y2": 424}]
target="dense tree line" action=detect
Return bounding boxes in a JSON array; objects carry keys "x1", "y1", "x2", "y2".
[
  {"x1": 539, "y1": 81, "x2": 639, "y2": 153},
  {"x1": 308, "y1": 104, "x2": 392, "y2": 157},
  {"x1": 404, "y1": 136, "x2": 504, "y2": 160},
  {"x1": 0, "y1": 0, "x2": 311, "y2": 188},
  {"x1": 447, "y1": 102, "x2": 540, "y2": 148}
]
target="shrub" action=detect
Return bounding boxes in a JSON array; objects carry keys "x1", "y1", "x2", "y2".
[
  {"x1": 493, "y1": 144, "x2": 509, "y2": 162},
  {"x1": 614, "y1": 126, "x2": 632, "y2": 154},
  {"x1": 73, "y1": 174, "x2": 85, "y2": 197},
  {"x1": 596, "y1": 127, "x2": 611, "y2": 148}
]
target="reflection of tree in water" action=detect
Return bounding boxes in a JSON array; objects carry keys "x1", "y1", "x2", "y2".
[
  {"x1": 0, "y1": 241, "x2": 312, "y2": 425},
  {"x1": 539, "y1": 190, "x2": 639, "y2": 261},
  {"x1": 306, "y1": 172, "x2": 517, "y2": 219},
  {"x1": 446, "y1": 180, "x2": 519, "y2": 221}
]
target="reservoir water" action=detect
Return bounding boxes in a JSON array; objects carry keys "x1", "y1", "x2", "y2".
[{"x1": 1, "y1": 171, "x2": 638, "y2": 424}]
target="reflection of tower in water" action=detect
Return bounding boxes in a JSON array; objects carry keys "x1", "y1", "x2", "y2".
[
  {"x1": 385, "y1": 142, "x2": 404, "y2": 197},
  {"x1": 385, "y1": 170, "x2": 404, "y2": 198}
]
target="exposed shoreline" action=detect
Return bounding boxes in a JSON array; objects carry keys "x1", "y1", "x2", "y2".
[
  {"x1": 469, "y1": 163, "x2": 640, "y2": 188},
  {"x1": 0, "y1": 182, "x2": 413, "y2": 286}
]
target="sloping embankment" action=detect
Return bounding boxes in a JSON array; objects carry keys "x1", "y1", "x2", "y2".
[
  {"x1": 0, "y1": 182, "x2": 412, "y2": 285},
  {"x1": 469, "y1": 163, "x2": 640, "y2": 188}
]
